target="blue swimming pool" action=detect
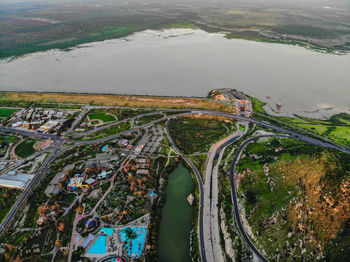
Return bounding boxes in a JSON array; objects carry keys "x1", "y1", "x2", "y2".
[
  {"x1": 87, "y1": 235, "x2": 107, "y2": 254},
  {"x1": 101, "y1": 227, "x2": 114, "y2": 236},
  {"x1": 120, "y1": 227, "x2": 146, "y2": 258}
]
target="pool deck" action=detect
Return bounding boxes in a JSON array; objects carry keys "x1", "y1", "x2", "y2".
[{"x1": 83, "y1": 214, "x2": 151, "y2": 260}]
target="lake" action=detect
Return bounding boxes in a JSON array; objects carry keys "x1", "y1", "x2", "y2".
[
  {"x1": 158, "y1": 164, "x2": 193, "y2": 262},
  {"x1": 0, "y1": 29, "x2": 349, "y2": 117}
]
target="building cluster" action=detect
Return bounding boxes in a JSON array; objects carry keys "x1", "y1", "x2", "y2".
[
  {"x1": 10, "y1": 108, "x2": 66, "y2": 133},
  {"x1": 65, "y1": 169, "x2": 113, "y2": 191}
]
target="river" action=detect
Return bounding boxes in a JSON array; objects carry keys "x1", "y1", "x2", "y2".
[
  {"x1": 158, "y1": 164, "x2": 193, "y2": 262},
  {"x1": 0, "y1": 29, "x2": 349, "y2": 117}
]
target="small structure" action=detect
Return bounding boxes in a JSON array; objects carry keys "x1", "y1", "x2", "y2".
[
  {"x1": 85, "y1": 178, "x2": 96, "y2": 186},
  {"x1": 276, "y1": 102, "x2": 283, "y2": 110},
  {"x1": 150, "y1": 191, "x2": 157, "y2": 199},
  {"x1": 38, "y1": 120, "x2": 58, "y2": 132},
  {"x1": 187, "y1": 193, "x2": 194, "y2": 205},
  {"x1": 136, "y1": 169, "x2": 149, "y2": 175},
  {"x1": 67, "y1": 177, "x2": 87, "y2": 190},
  {"x1": 119, "y1": 139, "x2": 128, "y2": 147},
  {"x1": 134, "y1": 145, "x2": 144, "y2": 154},
  {"x1": 101, "y1": 145, "x2": 109, "y2": 152},
  {"x1": 82, "y1": 234, "x2": 94, "y2": 249},
  {"x1": 98, "y1": 170, "x2": 112, "y2": 180}
]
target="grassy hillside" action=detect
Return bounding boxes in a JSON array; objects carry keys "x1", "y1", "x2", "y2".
[{"x1": 237, "y1": 137, "x2": 350, "y2": 261}]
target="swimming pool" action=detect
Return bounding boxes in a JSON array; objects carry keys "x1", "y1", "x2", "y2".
[
  {"x1": 120, "y1": 227, "x2": 146, "y2": 258},
  {"x1": 101, "y1": 227, "x2": 114, "y2": 236},
  {"x1": 87, "y1": 235, "x2": 107, "y2": 254}
]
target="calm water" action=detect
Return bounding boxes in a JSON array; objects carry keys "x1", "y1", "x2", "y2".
[
  {"x1": 0, "y1": 29, "x2": 349, "y2": 116},
  {"x1": 158, "y1": 164, "x2": 193, "y2": 262}
]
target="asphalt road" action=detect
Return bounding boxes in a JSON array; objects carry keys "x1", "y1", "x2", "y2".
[
  {"x1": 203, "y1": 131, "x2": 242, "y2": 262},
  {"x1": 0, "y1": 127, "x2": 61, "y2": 141},
  {"x1": 228, "y1": 135, "x2": 288, "y2": 262}
]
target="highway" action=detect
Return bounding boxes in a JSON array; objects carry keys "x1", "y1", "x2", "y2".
[
  {"x1": 0, "y1": 127, "x2": 62, "y2": 141},
  {"x1": 202, "y1": 131, "x2": 242, "y2": 262}
]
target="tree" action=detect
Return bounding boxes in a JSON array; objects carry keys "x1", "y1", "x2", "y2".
[
  {"x1": 76, "y1": 205, "x2": 84, "y2": 214},
  {"x1": 123, "y1": 227, "x2": 137, "y2": 240},
  {"x1": 55, "y1": 239, "x2": 61, "y2": 247}
]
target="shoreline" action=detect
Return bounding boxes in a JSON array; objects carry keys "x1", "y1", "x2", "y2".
[{"x1": 1, "y1": 27, "x2": 349, "y2": 62}]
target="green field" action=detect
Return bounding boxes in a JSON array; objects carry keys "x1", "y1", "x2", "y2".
[
  {"x1": 88, "y1": 113, "x2": 116, "y2": 122},
  {"x1": 0, "y1": 108, "x2": 18, "y2": 118},
  {"x1": 14, "y1": 139, "x2": 37, "y2": 158},
  {"x1": 168, "y1": 117, "x2": 234, "y2": 154}
]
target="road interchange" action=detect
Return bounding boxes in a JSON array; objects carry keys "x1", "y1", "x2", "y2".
[{"x1": 1, "y1": 108, "x2": 349, "y2": 262}]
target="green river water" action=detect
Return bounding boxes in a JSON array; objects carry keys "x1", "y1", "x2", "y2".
[{"x1": 158, "y1": 164, "x2": 193, "y2": 262}]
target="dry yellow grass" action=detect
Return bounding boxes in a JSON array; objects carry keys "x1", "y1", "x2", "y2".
[
  {"x1": 279, "y1": 154, "x2": 350, "y2": 245},
  {"x1": 0, "y1": 92, "x2": 237, "y2": 113}
]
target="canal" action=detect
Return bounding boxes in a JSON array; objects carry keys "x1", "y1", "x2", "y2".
[{"x1": 158, "y1": 164, "x2": 193, "y2": 262}]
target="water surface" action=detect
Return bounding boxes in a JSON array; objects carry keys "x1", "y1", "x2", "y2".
[
  {"x1": 0, "y1": 29, "x2": 349, "y2": 116},
  {"x1": 158, "y1": 164, "x2": 193, "y2": 262}
]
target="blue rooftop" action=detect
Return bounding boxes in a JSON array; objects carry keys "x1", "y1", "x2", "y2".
[{"x1": 82, "y1": 234, "x2": 94, "y2": 249}]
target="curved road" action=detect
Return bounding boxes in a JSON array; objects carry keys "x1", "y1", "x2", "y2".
[
  {"x1": 165, "y1": 120, "x2": 207, "y2": 262},
  {"x1": 229, "y1": 135, "x2": 288, "y2": 262}
]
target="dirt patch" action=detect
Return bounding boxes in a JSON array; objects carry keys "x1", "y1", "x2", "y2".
[
  {"x1": 33, "y1": 139, "x2": 52, "y2": 151},
  {"x1": 279, "y1": 154, "x2": 350, "y2": 246},
  {"x1": 1, "y1": 92, "x2": 237, "y2": 113}
]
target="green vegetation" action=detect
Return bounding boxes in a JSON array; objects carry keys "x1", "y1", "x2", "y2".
[
  {"x1": 88, "y1": 112, "x2": 115, "y2": 122},
  {"x1": 0, "y1": 133, "x2": 17, "y2": 144},
  {"x1": 87, "y1": 108, "x2": 154, "y2": 121},
  {"x1": 188, "y1": 154, "x2": 207, "y2": 178},
  {"x1": 0, "y1": 108, "x2": 18, "y2": 118},
  {"x1": 168, "y1": 116, "x2": 234, "y2": 154},
  {"x1": 0, "y1": 188, "x2": 21, "y2": 223},
  {"x1": 218, "y1": 163, "x2": 253, "y2": 261},
  {"x1": 14, "y1": 139, "x2": 37, "y2": 158},
  {"x1": 249, "y1": 96, "x2": 350, "y2": 147},
  {"x1": 161, "y1": 22, "x2": 197, "y2": 29},
  {"x1": 237, "y1": 137, "x2": 350, "y2": 260},
  {"x1": 76, "y1": 121, "x2": 131, "y2": 141},
  {"x1": 135, "y1": 114, "x2": 164, "y2": 126},
  {"x1": 245, "y1": 95, "x2": 267, "y2": 114},
  {"x1": 34, "y1": 103, "x2": 81, "y2": 109},
  {"x1": 1, "y1": 0, "x2": 349, "y2": 59}
]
